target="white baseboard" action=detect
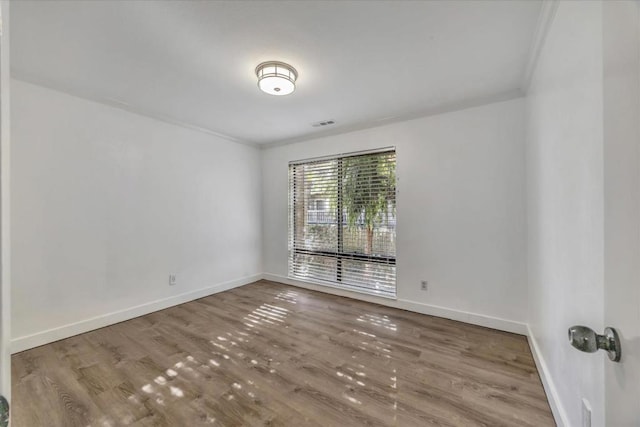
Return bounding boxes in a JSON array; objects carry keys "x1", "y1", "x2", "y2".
[
  {"x1": 527, "y1": 325, "x2": 568, "y2": 427},
  {"x1": 12, "y1": 272, "x2": 562, "y2": 424},
  {"x1": 11, "y1": 274, "x2": 263, "y2": 354},
  {"x1": 262, "y1": 273, "x2": 528, "y2": 335},
  {"x1": 12, "y1": 272, "x2": 564, "y2": 426}
]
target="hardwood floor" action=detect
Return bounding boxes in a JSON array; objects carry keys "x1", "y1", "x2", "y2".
[{"x1": 12, "y1": 280, "x2": 554, "y2": 426}]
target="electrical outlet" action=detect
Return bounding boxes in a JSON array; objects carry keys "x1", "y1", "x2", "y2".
[
  {"x1": 169, "y1": 274, "x2": 177, "y2": 286},
  {"x1": 420, "y1": 280, "x2": 428, "y2": 291},
  {"x1": 582, "y1": 398, "x2": 592, "y2": 427}
]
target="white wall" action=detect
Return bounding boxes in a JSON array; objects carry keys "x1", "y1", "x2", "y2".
[
  {"x1": 262, "y1": 98, "x2": 528, "y2": 329},
  {"x1": 11, "y1": 80, "x2": 262, "y2": 351},
  {"x1": 525, "y1": 2, "x2": 605, "y2": 426},
  {"x1": 602, "y1": 1, "x2": 640, "y2": 426}
]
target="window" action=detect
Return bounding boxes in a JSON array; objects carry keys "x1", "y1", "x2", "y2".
[{"x1": 288, "y1": 149, "x2": 396, "y2": 297}]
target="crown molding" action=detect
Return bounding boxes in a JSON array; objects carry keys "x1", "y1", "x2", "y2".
[
  {"x1": 13, "y1": 71, "x2": 521, "y2": 151},
  {"x1": 521, "y1": 0, "x2": 559, "y2": 93},
  {"x1": 260, "y1": 89, "x2": 523, "y2": 150},
  {"x1": 11, "y1": 72, "x2": 259, "y2": 149}
]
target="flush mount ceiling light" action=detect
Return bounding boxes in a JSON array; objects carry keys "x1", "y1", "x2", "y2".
[{"x1": 255, "y1": 61, "x2": 298, "y2": 96}]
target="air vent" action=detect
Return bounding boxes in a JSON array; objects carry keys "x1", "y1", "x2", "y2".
[{"x1": 312, "y1": 120, "x2": 336, "y2": 128}]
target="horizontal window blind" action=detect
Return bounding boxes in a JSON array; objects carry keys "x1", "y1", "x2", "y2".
[{"x1": 288, "y1": 149, "x2": 396, "y2": 297}]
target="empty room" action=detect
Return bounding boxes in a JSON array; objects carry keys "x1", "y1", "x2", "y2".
[{"x1": 0, "y1": 0, "x2": 638, "y2": 426}]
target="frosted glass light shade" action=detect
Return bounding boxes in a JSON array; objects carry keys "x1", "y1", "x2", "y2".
[{"x1": 256, "y1": 61, "x2": 298, "y2": 96}]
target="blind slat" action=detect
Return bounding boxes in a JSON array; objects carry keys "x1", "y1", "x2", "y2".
[{"x1": 288, "y1": 149, "x2": 397, "y2": 297}]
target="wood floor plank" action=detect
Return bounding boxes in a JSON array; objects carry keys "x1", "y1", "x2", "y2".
[{"x1": 12, "y1": 280, "x2": 555, "y2": 426}]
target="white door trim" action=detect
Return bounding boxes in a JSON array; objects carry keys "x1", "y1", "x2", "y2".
[{"x1": 0, "y1": 0, "x2": 11, "y2": 400}]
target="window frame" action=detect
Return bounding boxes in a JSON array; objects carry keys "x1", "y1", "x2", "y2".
[{"x1": 288, "y1": 148, "x2": 397, "y2": 296}]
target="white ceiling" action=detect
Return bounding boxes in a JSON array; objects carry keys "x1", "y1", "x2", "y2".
[{"x1": 11, "y1": 0, "x2": 542, "y2": 146}]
